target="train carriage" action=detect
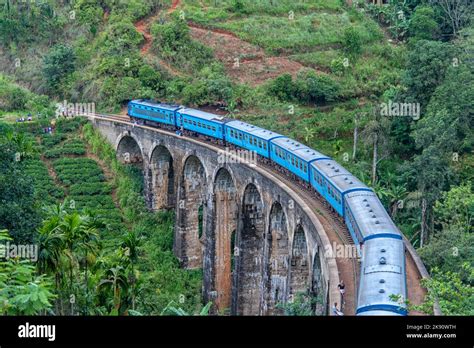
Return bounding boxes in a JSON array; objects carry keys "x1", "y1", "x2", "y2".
[
  {"x1": 126, "y1": 99, "x2": 408, "y2": 316},
  {"x1": 344, "y1": 191, "x2": 403, "y2": 245},
  {"x1": 176, "y1": 108, "x2": 226, "y2": 140},
  {"x1": 225, "y1": 120, "x2": 284, "y2": 158},
  {"x1": 270, "y1": 137, "x2": 329, "y2": 182},
  {"x1": 310, "y1": 159, "x2": 371, "y2": 216},
  {"x1": 356, "y1": 236, "x2": 407, "y2": 316},
  {"x1": 128, "y1": 99, "x2": 180, "y2": 127}
]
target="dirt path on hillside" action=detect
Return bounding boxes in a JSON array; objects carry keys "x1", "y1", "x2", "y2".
[
  {"x1": 169, "y1": 0, "x2": 181, "y2": 13},
  {"x1": 134, "y1": 2, "x2": 184, "y2": 76},
  {"x1": 189, "y1": 23, "x2": 317, "y2": 86}
]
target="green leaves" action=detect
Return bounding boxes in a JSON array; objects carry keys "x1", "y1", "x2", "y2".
[
  {"x1": 267, "y1": 71, "x2": 340, "y2": 104},
  {"x1": 417, "y1": 264, "x2": 474, "y2": 315},
  {"x1": 42, "y1": 44, "x2": 76, "y2": 94},
  {"x1": 0, "y1": 246, "x2": 56, "y2": 316}
]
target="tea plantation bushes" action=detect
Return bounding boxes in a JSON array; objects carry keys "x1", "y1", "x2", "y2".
[
  {"x1": 41, "y1": 133, "x2": 66, "y2": 148},
  {"x1": 53, "y1": 157, "x2": 123, "y2": 234},
  {"x1": 44, "y1": 138, "x2": 86, "y2": 158},
  {"x1": 55, "y1": 117, "x2": 85, "y2": 133},
  {"x1": 23, "y1": 159, "x2": 64, "y2": 205},
  {"x1": 53, "y1": 158, "x2": 105, "y2": 185},
  {"x1": 69, "y1": 182, "x2": 112, "y2": 195}
]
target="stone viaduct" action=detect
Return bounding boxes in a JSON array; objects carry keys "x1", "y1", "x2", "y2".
[{"x1": 91, "y1": 116, "x2": 340, "y2": 315}]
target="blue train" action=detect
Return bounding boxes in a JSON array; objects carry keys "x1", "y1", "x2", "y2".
[{"x1": 127, "y1": 99, "x2": 407, "y2": 316}]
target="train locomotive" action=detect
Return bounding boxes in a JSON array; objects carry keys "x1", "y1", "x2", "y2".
[{"x1": 127, "y1": 99, "x2": 408, "y2": 316}]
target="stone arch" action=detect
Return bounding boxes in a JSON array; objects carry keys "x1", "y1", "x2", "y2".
[
  {"x1": 174, "y1": 155, "x2": 207, "y2": 269},
  {"x1": 149, "y1": 145, "x2": 175, "y2": 210},
  {"x1": 264, "y1": 201, "x2": 290, "y2": 315},
  {"x1": 210, "y1": 167, "x2": 238, "y2": 313},
  {"x1": 289, "y1": 224, "x2": 310, "y2": 297},
  {"x1": 234, "y1": 183, "x2": 265, "y2": 315},
  {"x1": 116, "y1": 133, "x2": 143, "y2": 166},
  {"x1": 311, "y1": 246, "x2": 327, "y2": 315}
]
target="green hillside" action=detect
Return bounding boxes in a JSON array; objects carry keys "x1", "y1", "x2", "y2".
[{"x1": 0, "y1": 0, "x2": 473, "y2": 316}]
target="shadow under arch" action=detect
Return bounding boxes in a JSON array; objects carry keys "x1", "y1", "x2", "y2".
[
  {"x1": 149, "y1": 145, "x2": 175, "y2": 210},
  {"x1": 263, "y1": 201, "x2": 290, "y2": 315},
  {"x1": 233, "y1": 183, "x2": 265, "y2": 315}
]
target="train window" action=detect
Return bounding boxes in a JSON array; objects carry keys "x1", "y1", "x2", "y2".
[
  {"x1": 304, "y1": 164, "x2": 307, "y2": 173},
  {"x1": 291, "y1": 157, "x2": 294, "y2": 165},
  {"x1": 239, "y1": 132, "x2": 243, "y2": 140},
  {"x1": 263, "y1": 142, "x2": 267, "y2": 150}
]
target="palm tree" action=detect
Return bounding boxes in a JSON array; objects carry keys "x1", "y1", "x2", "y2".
[
  {"x1": 121, "y1": 231, "x2": 141, "y2": 310},
  {"x1": 4, "y1": 131, "x2": 36, "y2": 160},
  {"x1": 98, "y1": 265, "x2": 129, "y2": 315},
  {"x1": 303, "y1": 126, "x2": 316, "y2": 144},
  {"x1": 161, "y1": 301, "x2": 212, "y2": 316},
  {"x1": 386, "y1": 183, "x2": 408, "y2": 217},
  {"x1": 37, "y1": 217, "x2": 65, "y2": 313},
  {"x1": 361, "y1": 106, "x2": 390, "y2": 185},
  {"x1": 57, "y1": 213, "x2": 99, "y2": 314},
  {"x1": 76, "y1": 215, "x2": 100, "y2": 315}
]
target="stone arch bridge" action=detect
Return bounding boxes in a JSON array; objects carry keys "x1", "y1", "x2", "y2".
[{"x1": 91, "y1": 116, "x2": 347, "y2": 315}]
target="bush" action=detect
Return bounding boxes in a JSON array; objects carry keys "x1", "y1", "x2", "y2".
[
  {"x1": 267, "y1": 74, "x2": 295, "y2": 101},
  {"x1": 342, "y1": 27, "x2": 362, "y2": 56},
  {"x1": 42, "y1": 44, "x2": 76, "y2": 93},
  {"x1": 294, "y1": 71, "x2": 340, "y2": 104},
  {"x1": 408, "y1": 6, "x2": 439, "y2": 41}
]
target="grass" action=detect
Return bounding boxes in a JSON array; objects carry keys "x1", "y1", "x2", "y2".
[
  {"x1": 179, "y1": 0, "x2": 343, "y2": 24},
  {"x1": 198, "y1": 12, "x2": 383, "y2": 55}
]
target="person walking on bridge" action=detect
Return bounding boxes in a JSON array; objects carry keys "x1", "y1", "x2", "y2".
[{"x1": 338, "y1": 280, "x2": 345, "y2": 308}]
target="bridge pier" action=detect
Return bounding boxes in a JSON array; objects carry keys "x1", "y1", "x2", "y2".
[{"x1": 174, "y1": 155, "x2": 207, "y2": 269}]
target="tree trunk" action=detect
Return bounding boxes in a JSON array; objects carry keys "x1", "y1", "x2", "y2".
[
  {"x1": 420, "y1": 198, "x2": 427, "y2": 248},
  {"x1": 85, "y1": 253, "x2": 88, "y2": 315},
  {"x1": 372, "y1": 134, "x2": 378, "y2": 185},
  {"x1": 352, "y1": 117, "x2": 358, "y2": 161}
]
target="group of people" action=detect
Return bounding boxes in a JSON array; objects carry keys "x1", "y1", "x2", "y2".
[
  {"x1": 43, "y1": 126, "x2": 54, "y2": 134},
  {"x1": 332, "y1": 280, "x2": 346, "y2": 316},
  {"x1": 16, "y1": 114, "x2": 33, "y2": 122}
]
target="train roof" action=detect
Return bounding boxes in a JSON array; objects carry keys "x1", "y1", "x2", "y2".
[
  {"x1": 225, "y1": 120, "x2": 283, "y2": 141},
  {"x1": 357, "y1": 237, "x2": 406, "y2": 315},
  {"x1": 272, "y1": 137, "x2": 329, "y2": 162},
  {"x1": 311, "y1": 159, "x2": 369, "y2": 193},
  {"x1": 130, "y1": 99, "x2": 181, "y2": 111},
  {"x1": 178, "y1": 108, "x2": 225, "y2": 122},
  {"x1": 345, "y1": 191, "x2": 400, "y2": 239}
]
